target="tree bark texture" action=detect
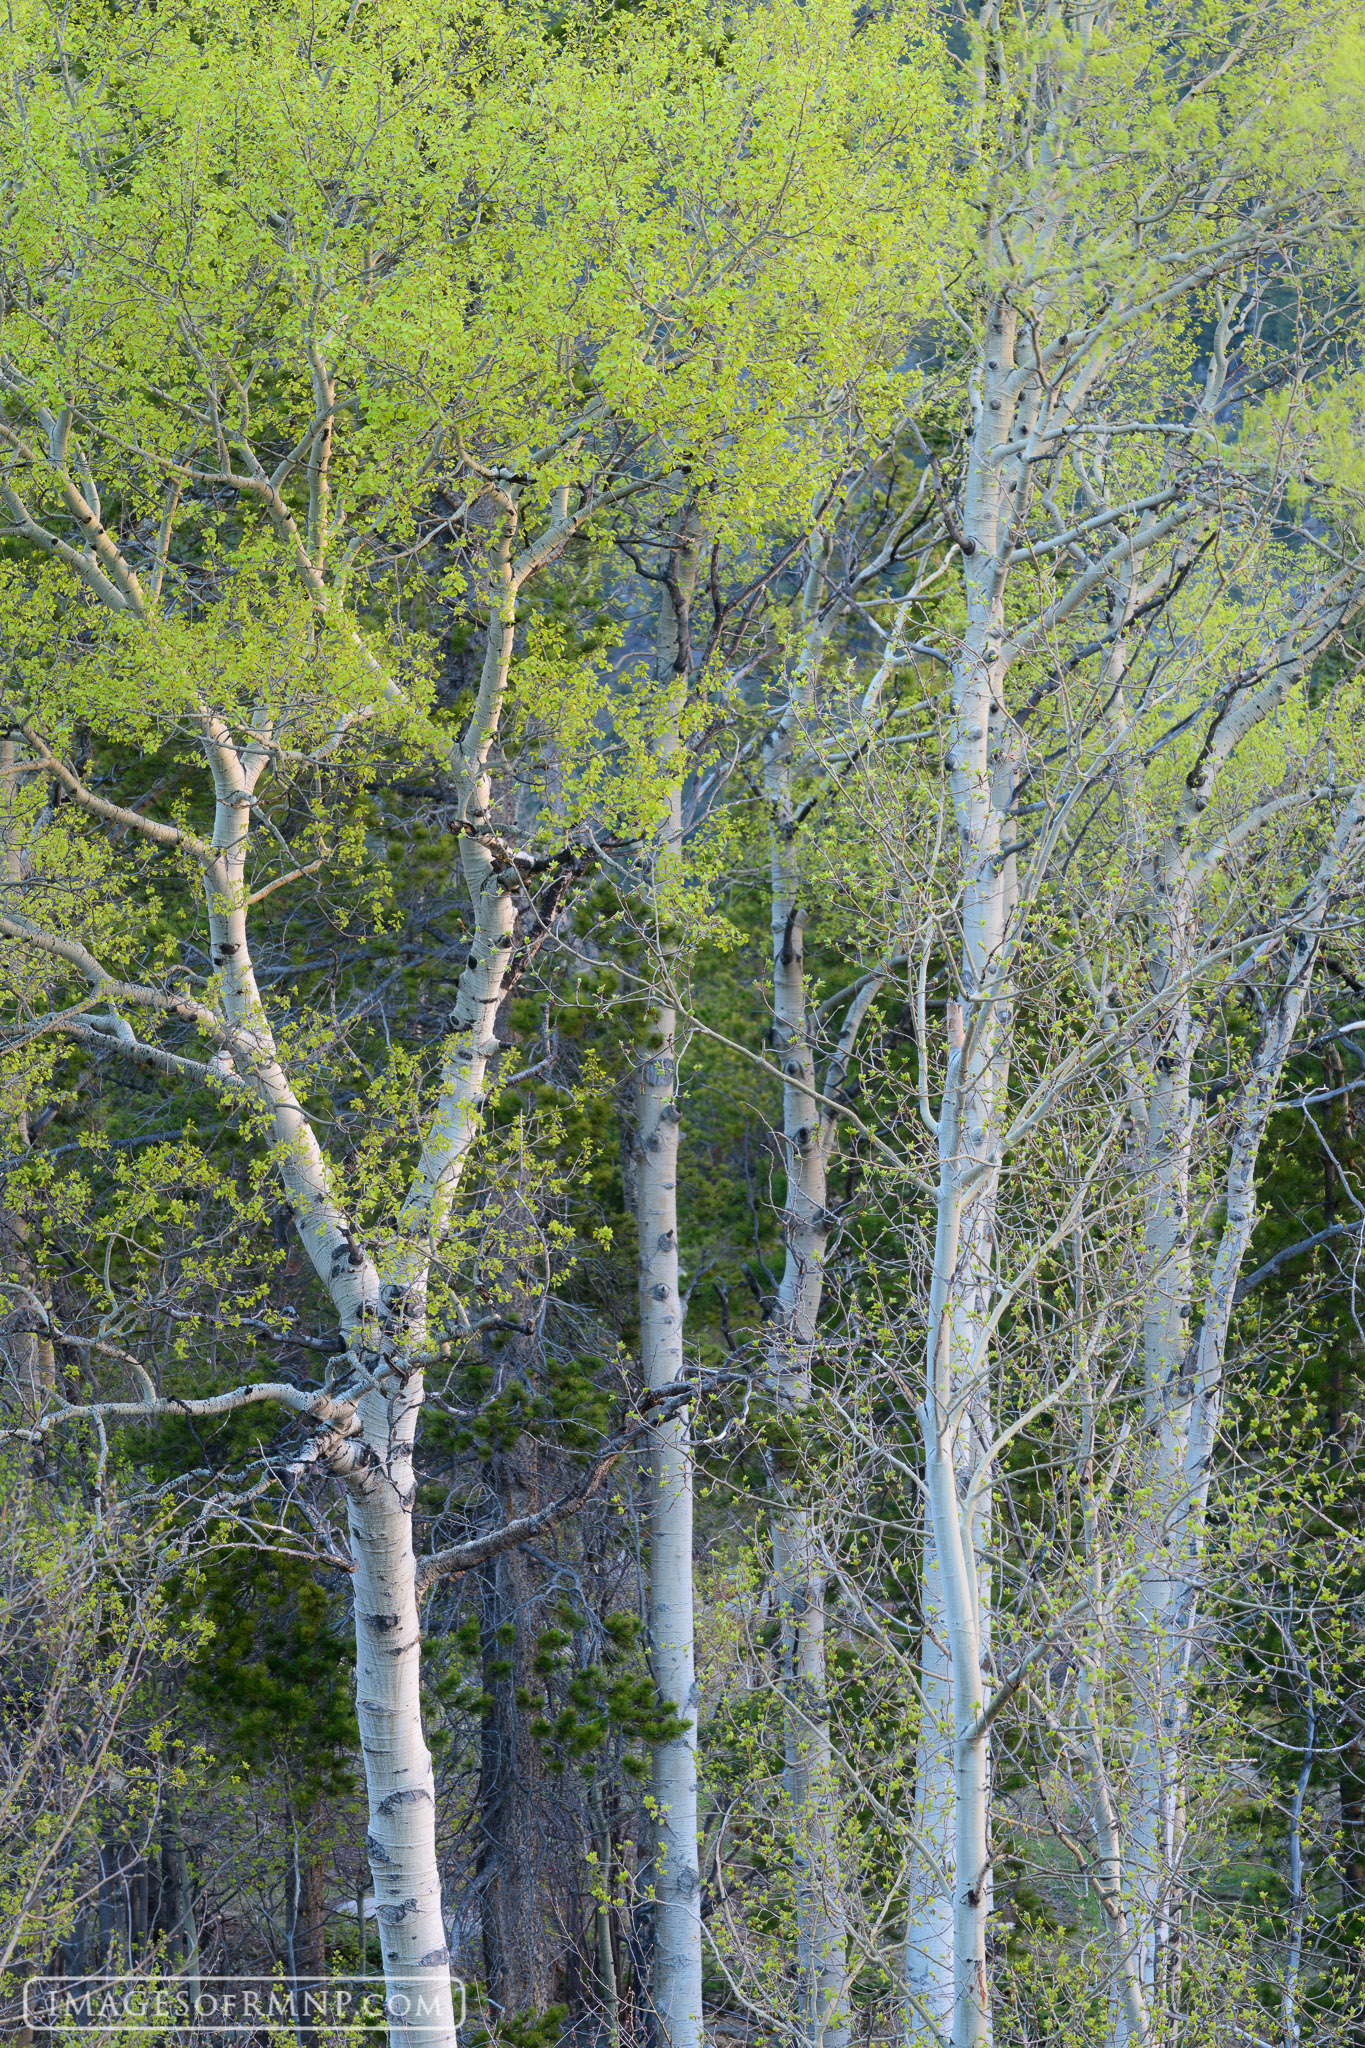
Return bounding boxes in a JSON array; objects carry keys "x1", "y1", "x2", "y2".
[
  {"x1": 1112, "y1": 624, "x2": 1365, "y2": 2046},
  {"x1": 636, "y1": 511, "x2": 703, "y2": 2048},
  {"x1": 906, "y1": 295, "x2": 1023, "y2": 2048},
  {"x1": 763, "y1": 557, "x2": 850, "y2": 2048},
  {"x1": 476, "y1": 1453, "x2": 560, "y2": 2020}
]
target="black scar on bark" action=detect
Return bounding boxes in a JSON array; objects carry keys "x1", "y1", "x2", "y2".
[
  {"x1": 377, "y1": 1787, "x2": 433, "y2": 1816},
  {"x1": 375, "y1": 1897, "x2": 421, "y2": 1925}
]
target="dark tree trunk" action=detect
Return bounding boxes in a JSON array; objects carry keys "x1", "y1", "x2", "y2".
[
  {"x1": 159, "y1": 1784, "x2": 200, "y2": 2001},
  {"x1": 477, "y1": 1447, "x2": 558, "y2": 2019},
  {"x1": 98, "y1": 1838, "x2": 137, "y2": 1968},
  {"x1": 132, "y1": 1860, "x2": 150, "y2": 1955},
  {"x1": 299, "y1": 1855, "x2": 328, "y2": 1980},
  {"x1": 286, "y1": 1842, "x2": 329, "y2": 2044},
  {"x1": 1343, "y1": 1738, "x2": 1365, "y2": 1905}
]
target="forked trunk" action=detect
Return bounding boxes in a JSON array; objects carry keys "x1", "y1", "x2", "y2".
[{"x1": 1112, "y1": 779, "x2": 1365, "y2": 2046}]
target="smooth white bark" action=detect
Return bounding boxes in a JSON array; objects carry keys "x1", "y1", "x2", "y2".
[
  {"x1": 763, "y1": 560, "x2": 851, "y2": 2048},
  {"x1": 393, "y1": 537, "x2": 520, "y2": 1301},
  {"x1": 904, "y1": 1561, "x2": 955, "y2": 2047},
  {"x1": 1113, "y1": 584, "x2": 1365, "y2": 2038},
  {"x1": 637, "y1": 514, "x2": 703, "y2": 2048},
  {"x1": 193, "y1": 711, "x2": 458, "y2": 2048},
  {"x1": 906, "y1": 297, "x2": 1023, "y2": 2048},
  {"x1": 1, "y1": 426, "x2": 597, "y2": 2048}
]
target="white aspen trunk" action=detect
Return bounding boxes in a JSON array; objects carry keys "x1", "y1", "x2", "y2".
[
  {"x1": 1186, "y1": 774, "x2": 1365, "y2": 1531},
  {"x1": 906, "y1": 298, "x2": 1022, "y2": 2048},
  {"x1": 1075, "y1": 1362, "x2": 1151, "y2": 2048},
  {"x1": 1074, "y1": 414, "x2": 1229, "y2": 2040},
  {"x1": 1076, "y1": 1662, "x2": 1150, "y2": 2048},
  {"x1": 1122, "y1": 779, "x2": 1365, "y2": 2035},
  {"x1": 1118, "y1": 311, "x2": 1242, "y2": 2022},
  {"x1": 0, "y1": 417, "x2": 462, "y2": 2041},
  {"x1": 193, "y1": 717, "x2": 459, "y2": 2048},
  {"x1": 1127, "y1": 970, "x2": 1195, "y2": 2026},
  {"x1": 762, "y1": 561, "x2": 850, "y2": 2048},
  {"x1": 637, "y1": 513, "x2": 703, "y2": 2048},
  {"x1": 0, "y1": 736, "x2": 56, "y2": 1425},
  {"x1": 918, "y1": 1024, "x2": 997, "y2": 2048},
  {"x1": 904, "y1": 1563, "x2": 955, "y2": 2047},
  {"x1": 394, "y1": 536, "x2": 520, "y2": 1293},
  {"x1": 639, "y1": 1127, "x2": 701, "y2": 2048},
  {"x1": 187, "y1": 511, "x2": 547, "y2": 2048},
  {"x1": 1172, "y1": 777, "x2": 1365, "y2": 1668},
  {"x1": 347, "y1": 526, "x2": 545, "y2": 2045},
  {"x1": 347, "y1": 1381, "x2": 460, "y2": 2048},
  {"x1": 0, "y1": 386, "x2": 614, "y2": 2048},
  {"x1": 1114, "y1": 602, "x2": 1365, "y2": 2042}
]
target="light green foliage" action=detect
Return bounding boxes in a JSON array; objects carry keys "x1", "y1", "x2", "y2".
[
  {"x1": 0, "y1": 1456, "x2": 213, "y2": 1986},
  {"x1": 0, "y1": 0, "x2": 948, "y2": 598},
  {"x1": 12, "y1": 1, "x2": 1365, "y2": 2041}
]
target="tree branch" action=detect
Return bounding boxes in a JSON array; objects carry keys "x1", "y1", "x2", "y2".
[
  {"x1": 415, "y1": 1390, "x2": 695, "y2": 1592},
  {"x1": 0, "y1": 1377, "x2": 362, "y2": 1444},
  {"x1": 13, "y1": 722, "x2": 215, "y2": 861},
  {"x1": 0, "y1": 915, "x2": 238, "y2": 1046},
  {"x1": 1234, "y1": 1218, "x2": 1365, "y2": 1304},
  {"x1": 4, "y1": 1013, "x2": 246, "y2": 1091}
]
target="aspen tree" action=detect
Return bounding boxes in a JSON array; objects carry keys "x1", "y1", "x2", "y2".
[
  {"x1": 635, "y1": 504, "x2": 704, "y2": 2048},
  {"x1": 0, "y1": 3, "x2": 947, "y2": 2039},
  {"x1": 757, "y1": 506, "x2": 949, "y2": 2048},
  {"x1": 884, "y1": 7, "x2": 1365, "y2": 2041},
  {"x1": 1071, "y1": 386, "x2": 1365, "y2": 2039}
]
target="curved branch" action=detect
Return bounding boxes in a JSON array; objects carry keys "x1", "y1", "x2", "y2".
[
  {"x1": 5, "y1": 1013, "x2": 246, "y2": 1091},
  {"x1": 0, "y1": 915, "x2": 238, "y2": 1046}
]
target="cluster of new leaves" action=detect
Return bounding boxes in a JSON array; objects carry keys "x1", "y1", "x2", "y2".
[{"x1": 12, "y1": 4, "x2": 1365, "y2": 2048}]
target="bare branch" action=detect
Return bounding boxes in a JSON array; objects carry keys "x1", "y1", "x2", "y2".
[{"x1": 415, "y1": 1390, "x2": 695, "y2": 1592}]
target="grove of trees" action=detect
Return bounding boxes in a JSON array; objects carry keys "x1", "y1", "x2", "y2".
[{"x1": 6, "y1": 3, "x2": 1365, "y2": 2047}]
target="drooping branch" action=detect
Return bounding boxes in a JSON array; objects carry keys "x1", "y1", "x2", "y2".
[
  {"x1": 9, "y1": 720, "x2": 215, "y2": 859},
  {"x1": 0, "y1": 914, "x2": 238, "y2": 1046}
]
